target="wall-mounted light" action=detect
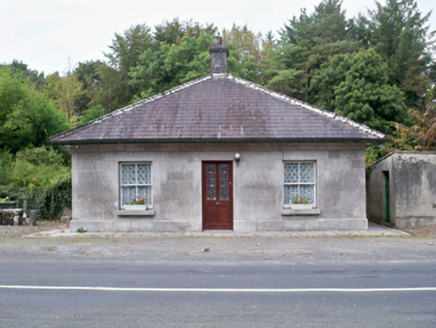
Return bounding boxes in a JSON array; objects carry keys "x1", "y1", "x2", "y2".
[{"x1": 234, "y1": 153, "x2": 241, "y2": 165}]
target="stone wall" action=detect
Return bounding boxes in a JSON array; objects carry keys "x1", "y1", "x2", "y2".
[{"x1": 70, "y1": 142, "x2": 368, "y2": 232}]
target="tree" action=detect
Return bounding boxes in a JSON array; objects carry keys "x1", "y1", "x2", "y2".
[
  {"x1": 389, "y1": 90, "x2": 436, "y2": 150},
  {"x1": 129, "y1": 23, "x2": 266, "y2": 100},
  {"x1": 154, "y1": 18, "x2": 185, "y2": 45},
  {"x1": 316, "y1": 48, "x2": 407, "y2": 134},
  {"x1": 311, "y1": 52, "x2": 350, "y2": 111},
  {"x1": 104, "y1": 24, "x2": 154, "y2": 107},
  {"x1": 129, "y1": 32, "x2": 214, "y2": 99},
  {"x1": 267, "y1": 0, "x2": 359, "y2": 102},
  {"x1": 73, "y1": 60, "x2": 108, "y2": 115},
  {"x1": 80, "y1": 105, "x2": 106, "y2": 124},
  {"x1": 0, "y1": 68, "x2": 70, "y2": 153},
  {"x1": 258, "y1": 31, "x2": 276, "y2": 85},
  {"x1": 222, "y1": 24, "x2": 263, "y2": 83},
  {"x1": 0, "y1": 60, "x2": 46, "y2": 91},
  {"x1": 45, "y1": 71, "x2": 83, "y2": 124},
  {"x1": 357, "y1": 0, "x2": 435, "y2": 109}
]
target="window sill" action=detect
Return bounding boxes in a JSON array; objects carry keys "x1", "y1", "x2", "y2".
[
  {"x1": 281, "y1": 208, "x2": 320, "y2": 216},
  {"x1": 116, "y1": 209, "x2": 156, "y2": 217}
]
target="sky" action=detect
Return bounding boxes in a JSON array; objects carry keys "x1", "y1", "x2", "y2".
[{"x1": 1, "y1": 0, "x2": 435, "y2": 76}]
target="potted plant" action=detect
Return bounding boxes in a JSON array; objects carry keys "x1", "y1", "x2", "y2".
[
  {"x1": 123, "y1": 195, "x2": 147, "y2": 211},
  {"x1": 290, "y1": 195, "x2": 312, "y2": 210}
]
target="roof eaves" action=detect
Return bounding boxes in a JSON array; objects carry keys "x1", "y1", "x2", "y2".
[{"x1": 50, "y1": 136, "x2": 382, "y2": 146}]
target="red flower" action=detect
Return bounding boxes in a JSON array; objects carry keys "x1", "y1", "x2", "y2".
[{"x1": 300, "y1": 198, "x2": 304, "y2": 202}]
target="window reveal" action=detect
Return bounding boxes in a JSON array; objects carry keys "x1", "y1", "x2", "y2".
[{"x1": 284, "y1": 162, "x2": 316, "y2": 206}]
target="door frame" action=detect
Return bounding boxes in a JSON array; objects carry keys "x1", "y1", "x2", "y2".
[
  {"x1": 383, "y1": 171, "x2": 390, "y2": 223},
  {"x1": 201, "y1": 161, "x2": 234, "y2": 231}
]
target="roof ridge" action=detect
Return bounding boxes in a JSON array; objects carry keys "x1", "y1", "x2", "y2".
[{"x1": 229, "y1": 75, "x2": 385, "y2": 140}]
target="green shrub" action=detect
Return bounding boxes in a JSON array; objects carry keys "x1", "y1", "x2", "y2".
[
  {"x1": 1, "y1": 146, "x2": 72, "y2": 221},
  {"x1": 26, "y1": 174, "x2": 71, "y2": 221}
]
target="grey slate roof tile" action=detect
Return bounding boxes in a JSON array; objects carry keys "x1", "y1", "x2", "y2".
[{"x1": 50, "y1": 74, "x2": 385, "y2": 144}]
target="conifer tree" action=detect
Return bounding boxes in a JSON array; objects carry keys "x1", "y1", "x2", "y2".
[
  {"x1": 357, "y1": 0, "x2": 434, "y2": 109},
  {"x1": 330, "y1": 48, "x2": 407, "y2": 133},
  {"x1": 267, "y1": 0, "x2": 359, "y2": 102}
]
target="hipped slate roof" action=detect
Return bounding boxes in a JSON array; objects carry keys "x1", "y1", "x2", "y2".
[{"x1": 50, "y1": 74, "x2": 385, "y2": 145}]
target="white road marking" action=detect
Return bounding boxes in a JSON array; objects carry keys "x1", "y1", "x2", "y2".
[{"x1": 0, "y1": 285, "x2": 435, "y2": 293}]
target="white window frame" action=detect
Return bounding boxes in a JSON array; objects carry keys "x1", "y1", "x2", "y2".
[
  {"x1": 119, "y1": 162, "x2": 152, "y2": 209},
  {"x1": 284, "y1": 161, "x2": 317, "y2": 208}
]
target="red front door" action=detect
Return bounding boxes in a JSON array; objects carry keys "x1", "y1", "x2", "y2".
[{"x1": 202, "y1": 161, "x2": 233, "y2": 230}]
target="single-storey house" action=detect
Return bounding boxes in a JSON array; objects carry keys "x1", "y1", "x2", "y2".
[
  {"x1": 50, "y1": 43, "x2": 385, "y2": 232},
  {"x1": 367, "y1": 151, "x2": 436, "y2": 228}
]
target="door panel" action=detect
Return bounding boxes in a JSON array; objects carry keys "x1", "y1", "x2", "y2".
[{"x1": 202, "y1": 161, "x2": 233, "y2": 230}]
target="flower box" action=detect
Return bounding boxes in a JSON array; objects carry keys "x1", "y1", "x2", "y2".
[
  {"x1": 290, "y1": 203, "x2": 312, "y2": 210},
  {"x1": 123, "y1": 204, "x2": 147, "y2": 211}
]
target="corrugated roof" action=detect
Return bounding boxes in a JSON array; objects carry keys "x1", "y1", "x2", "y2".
[{"x1": 50, "y1": 73, "x2": 385, "y2": 145}]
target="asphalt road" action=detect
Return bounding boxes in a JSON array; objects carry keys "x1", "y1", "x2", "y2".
[{"x1": 1, "y1": 259, "x2": 435, "y2": 327}]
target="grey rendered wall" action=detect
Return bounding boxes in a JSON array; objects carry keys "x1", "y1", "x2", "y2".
[
  {"x1": 70, "y1": 142, "x2": 368, "y2": 232},
  {"x1": 393, "y1": 152, "x2": 436, "y2": 227}
]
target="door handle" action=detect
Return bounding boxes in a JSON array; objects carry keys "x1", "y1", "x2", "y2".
[{"x1": 216, "y1": 202, "x2": 219, "y2": 205}]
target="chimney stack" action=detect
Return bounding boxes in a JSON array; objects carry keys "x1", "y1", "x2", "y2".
[{"x1": 209, "y1": 35, "x2": 229, "y2": 74}]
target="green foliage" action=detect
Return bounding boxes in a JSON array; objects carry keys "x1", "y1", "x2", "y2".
[
  {"x1": 154, "y1": 18, "x2": 185, "y2": 44},
  {"x1": 266, "y1": 68, "x2": 305, "y2": 97},
  {"x1": 45, "y1": 71, "x2": 83, "y2": 124},
  {"x1": 388, "y1": 91, "x2": 436, "y2": 151},
  {"x1": 73, "y1": 61, "x2": 106, "y2": 114},
  {"x1": 103, "y1": 24, "x2": 155, "y2": 108},
  {"x1": 267, "y1": 0, "x2": 359, "y2": 101},
  {"x1": 0, "y1": 60, "x2": 46, "y2": 91},
  {"x1": 357, "y1": 0, "x2": 434, "y2": 109},
  {"x1": 10, "y1": 147, "x2": 70, "y2": 189},
  {"x1": 0, "y1": 68, "x2": 71, "y2": 153},
  {"x1": 314, "y1": 48, "x2": 407, "y2": 134},
  {"x1": 222, "y1": 24, "x2": 262, "y2": 83},
  {"x1": 0, "y1": 150, "x2": 14, "y2": 188},
  {"x1": 102, "y1": 20, "x2": 215, "y2": 107},
  {"x1": 27, "y1": 174, "x2": 71, "y2": 221},
  {"x1": 80, "y1": 105, "x2": 106, "y2": 124},
  {"x1": 0, "y1": 66, "x2": 72, "y2": 221},
  {"x1": 1, "y1": 147, "x2": 72, "y2": 221},
  {"x1": 365, "y1": 145, "x2": 390, "y2": 169},
  {"x1": 130, "y1": 31, "x2": 215, "y2": 99}
]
